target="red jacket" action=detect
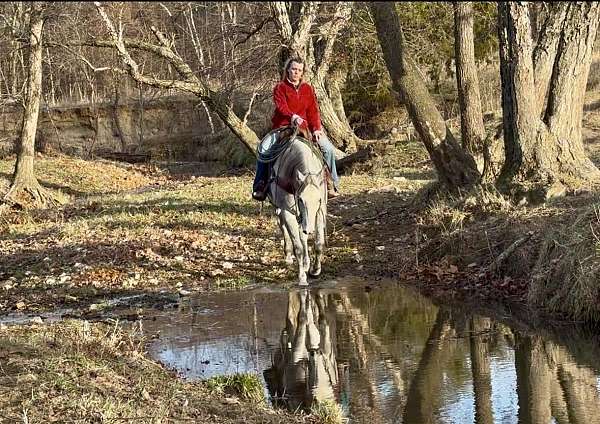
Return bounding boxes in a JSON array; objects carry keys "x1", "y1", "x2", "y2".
[{"x1": 271, "y1": 79, "x2": 322, "y2": 133}]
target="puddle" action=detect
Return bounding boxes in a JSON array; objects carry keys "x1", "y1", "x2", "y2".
[
  {"x1": 142, "y1": 279, "x2": 600, "y2": 423},
  {"x1": 0, "y1": 309, "x2": 72, "y2": 326}
]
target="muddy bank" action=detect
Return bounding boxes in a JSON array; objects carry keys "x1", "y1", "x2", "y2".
[{"x1": 0, "y1": 94, "x2": 272, "y2": 165}]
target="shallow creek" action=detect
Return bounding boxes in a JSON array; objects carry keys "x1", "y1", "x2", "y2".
[{"x1": 141, "y1": 278, "x2": 600, "y2": 423}]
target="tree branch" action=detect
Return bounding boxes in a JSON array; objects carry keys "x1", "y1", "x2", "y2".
[
  {"x1": 315, "y1": 2, "x2": 352, "y2": 82},
  {"x1": 234, "y1": 16, "x2": 273, "y2": 48},
  {"x1": 290, "y1": 2, "x2": 319, "y2": 55},
  {"x1": 270, "y1": 2, "x2": 293, "y2": 44},
  {"x1": 92, "y1": 1, "x2": 260, "y2": 154}
]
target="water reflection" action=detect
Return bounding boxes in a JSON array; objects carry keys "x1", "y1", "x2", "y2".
[
  {"x1": 144, "y1": 282, "x2": 600, "y2": 423},
  {"x1": 263, "y1": 289, "x2": 340, "y2": 412}
]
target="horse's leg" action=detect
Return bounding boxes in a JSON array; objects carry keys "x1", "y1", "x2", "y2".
[
  {"x1": 281, "y1": 210, "x2": 308, "y2": 285},
  {"x1": 300, "y1": 230, "x2": 310, "y2": 281},
  {"x1": 278, "y1": 213, "x2": 294, "y2": 264},
  {"x1": 309, "y1": 208, "x2": 325, "y2": 277}
]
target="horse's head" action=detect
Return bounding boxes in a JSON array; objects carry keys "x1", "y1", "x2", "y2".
[{"x1": 296, "y1": 170, "x2": 324, "y2": 235}]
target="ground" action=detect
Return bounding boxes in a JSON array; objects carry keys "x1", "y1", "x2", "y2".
[{"x1": 1, "y1": 91, "x2": 600, "y2": 421}]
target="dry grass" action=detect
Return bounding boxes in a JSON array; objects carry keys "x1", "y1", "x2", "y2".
[
  {"x1": 529, "y1": 203, "x2": 600, "y2": 321},
  {"x1": 0, "y1": 153, "x2": 159, "y2": 201},
  {"x1": 0, "y1": 320, "x2": 310, "y2": 423},
  {"x1": 413, "y1": 179, "x2": 600, "y2": 322}
]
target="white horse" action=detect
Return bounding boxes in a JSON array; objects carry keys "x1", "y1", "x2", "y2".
[{"x1": 265, "y1": 130, "x2": 328, "y2": 286}]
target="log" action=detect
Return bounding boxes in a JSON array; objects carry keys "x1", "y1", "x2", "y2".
[{"x1": 98, "y1": 152, "x2": 150, "y2": 163}]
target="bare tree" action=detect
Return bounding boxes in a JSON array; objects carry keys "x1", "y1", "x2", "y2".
[
  {"x1": 497, "y1": 2, "x2": 600, "y2": 202},
  {"x1": 0, "y1": 3, "x2": 27, "y2": 104},
  {"x1": 4, "y1": 2, "x2": 57, "y2": 208},
  {"x1": 93, "y1": 1, "x2": 261, "y2": 154},
  {"x1": 369, "y1": 2, "x2": 480, "y2": 190}
]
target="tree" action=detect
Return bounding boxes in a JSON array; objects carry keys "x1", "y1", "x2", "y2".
[
  {"x1": 497, "y1": 2, "x2": 600, "y2": 202},
  {"x1": 453, "y1": 2, "x2": 485, "y2": 157},
  {"x1": 3, "y1": 2, "x2": 56, "y2": 208},
  {"x1": 93, "y1": 1, "x2": 261, "y2": 155},
  {"x1": 369, "y1": 2, "x2": 480, "y2": 190}
]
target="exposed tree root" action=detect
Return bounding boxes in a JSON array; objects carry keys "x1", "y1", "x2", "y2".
[{"x1": 3, "y1": 181, "x2": 61, "y2": 210}]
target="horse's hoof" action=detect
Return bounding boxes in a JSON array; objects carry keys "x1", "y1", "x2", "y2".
[
  {"x1": 298, "y1": 279, "x2": 309, "y2": 287},
  {"x1": 285, "y1": 256, "x2": 294, "y2": 265}
]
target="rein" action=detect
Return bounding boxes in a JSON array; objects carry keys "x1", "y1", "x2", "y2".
[
  {"x1": 294, "y1": 171, "x2": 324, "y2": 223},
  {"x1": 257, "y1": 126, "x2": 299, "y2": 165}
]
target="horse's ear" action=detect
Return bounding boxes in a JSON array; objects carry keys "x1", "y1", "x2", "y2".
[{"x1": 297, "y1": 170, "x2": 307, "y2": 183}]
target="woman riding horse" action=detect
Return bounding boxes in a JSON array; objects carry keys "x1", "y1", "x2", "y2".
[{"x1": 252, "y1": 56, "x2": 340, "y2": 201}]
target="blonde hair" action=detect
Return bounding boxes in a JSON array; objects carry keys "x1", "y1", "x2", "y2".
[{"x1": 281, "y1": 56, "x2": 305, "y2": 81}]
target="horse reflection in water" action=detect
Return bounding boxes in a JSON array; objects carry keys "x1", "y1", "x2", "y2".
[{"x1": 264, "y1": 289, "x2": 342, "y2": 412}]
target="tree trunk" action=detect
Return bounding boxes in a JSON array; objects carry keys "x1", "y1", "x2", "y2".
[
  {"x1": 311, "y1": 76, "x2": 359, "y2": 152},
  {"x1": 497, "y1": 2, "x2": 600, "y2": 202},
  {"x1": 469, "y1": 316, "x2": 494, "y2": 424},
  {"x1": 370, "y1": 2, "x2": 480, "y2": 190},
  {"x1": 532, "y1": 3, "x2": 569, "y2": 117},
  {"x1": 4, "y1": 2, "x2": 56, "y2": 209},
  {"x1": 326, "y1": 66, "x2": 349, "y2": 123},
  {"x1": 514, "y1": 334, "x2": 552, "y2": 424},
  {"x1": 403, "y1": 309, "x2": 452, "y2": 424},
  {"x1": 454, "y1": 2, "x2": 485, "y2": 156}
]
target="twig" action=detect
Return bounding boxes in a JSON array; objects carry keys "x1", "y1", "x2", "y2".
[
  {"x1": 343, "y1": 209, "x2": 391, "y2": 226},
  {"x1": 233, "y1": 17, "x2": 273, "y2": 48},
  {"x1": 487, "y1": 231, "x2": 534, "y2": 274},
  {"x1": 242, "y1": 91, "x2": 257, "y2": 126}
]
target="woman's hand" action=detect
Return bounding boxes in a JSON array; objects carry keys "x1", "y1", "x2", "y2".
[{"x1": 292, "y1": 114, "x2": 305, "y2": 127}]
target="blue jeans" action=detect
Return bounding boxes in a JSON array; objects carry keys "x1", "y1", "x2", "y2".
[{"x1": 253, "y1": 133, "x2": 339, "y2": 192}]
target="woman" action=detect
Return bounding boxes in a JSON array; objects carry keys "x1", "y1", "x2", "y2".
[{"x1": 252, "y1": 57, "x2": 340, "y2": 201}]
